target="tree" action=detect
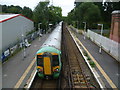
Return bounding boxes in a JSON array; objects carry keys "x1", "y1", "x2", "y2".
[
  {"x1": 103, "y1": 2, "x2": 120, "y2": 22},
  {"x1": 21, "y1": 6, "x2": 33, "y2": 19},
  {"x1": 67, "y1": 9, "x2": 76, "y2": 25},
  {"x1": 33, "y1": 1, "x2": 62, "y2": 31},
  {"x1": 1, "y1": 5, "x2": 8, "y2": 13},
  {"x1": 67, "y1": 2, "x2": 101, "y2": 29},
  {"x1": 33, "y1": 1, "x2": 50, "y2": 30},
  {"x1": 48, "y1": 6, "x2": 62, "y2": 25},
  {"x1": 94, "y1": 2, "x2": 120, "y2": 29},
  {"x1": 7, "y1": 5, "x2": 22, "y2": 14},
  {"x1": 1, "y1": 5, "x2": 33, "y2": 20}
]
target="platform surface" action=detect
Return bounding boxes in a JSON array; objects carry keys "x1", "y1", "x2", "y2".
[{"x1": 2, "y1": 34, "x2": 49, "y2": 88}]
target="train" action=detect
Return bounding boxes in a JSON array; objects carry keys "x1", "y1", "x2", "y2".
[{"x1": 36, "y1": 22, "x2": 62, "y2": 79}]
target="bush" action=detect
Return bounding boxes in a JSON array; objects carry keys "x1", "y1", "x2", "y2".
[
  {"x1": 84, "y1": 51, "x2": 88, "y2": 56},
  {"x1": 89, "y1": 61, "x2": 95, "y2": 67},
  {"x1": 87, "y1": 56, "x2": 91, "y2": 60}
]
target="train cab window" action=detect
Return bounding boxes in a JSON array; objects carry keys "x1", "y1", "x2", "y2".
[
  {"x1": 37, "y1": 55, "x2": 43, "y2": 66},
  {"x1": 52, "y1": 55, "x2": 59, "y2": 66}
]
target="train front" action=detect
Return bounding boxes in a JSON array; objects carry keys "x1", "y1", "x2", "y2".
[{"x1": 36, "y1": 22, "x2": 62, "y2": 79}]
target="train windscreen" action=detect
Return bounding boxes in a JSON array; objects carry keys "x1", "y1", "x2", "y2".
[
  {"x1": 37, "y1": 55, "x2": 43, "y2": 66},
  {"x1": 52, "y1": 55, "x2": 59, "y2": 66}
]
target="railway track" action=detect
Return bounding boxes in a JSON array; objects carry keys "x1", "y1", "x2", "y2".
[
  {"x1": 30, "y1": 74, "x2": 59, "y2": 89},
  {"x1": 62, "y1": 23, "x2": 100, "y2": 89}
]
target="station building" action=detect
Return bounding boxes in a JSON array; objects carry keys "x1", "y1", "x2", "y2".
[{"x1": 0, "y1": 14, "x2": 34, "y2": 52}]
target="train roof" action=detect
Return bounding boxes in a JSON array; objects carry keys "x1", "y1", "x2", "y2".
[
  {"x1": 41, "y1": 23, "x2": 62, "y2": 50},
  {"x1": 37, "y1": 22, "x2": 62, "y2": 55},
  {"x1": 36, "y1": 46, "x2": 61, "y2": 54}
]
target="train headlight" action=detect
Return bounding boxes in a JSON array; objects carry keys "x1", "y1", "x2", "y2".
[
  {"x1": 54, "y1": 68, "x2": 59, "y2": 72},
  {"x1": 38, "y1": 68, "x2": 43, "y2": 72}
]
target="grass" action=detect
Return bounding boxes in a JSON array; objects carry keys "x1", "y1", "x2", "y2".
[
  {"x1": 89, "y1": 61, "x2": 96, "y2": 68},
  {"x1": 87, "y1": 56, "x2": 91, "y2": 60},
  {"x1": 83, "y1": 51, "x2": 88, "y2": 56}
]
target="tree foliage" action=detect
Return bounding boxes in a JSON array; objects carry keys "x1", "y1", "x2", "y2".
[
  {"x1": 1, "y1": 3, "x2": 62, "y2": 31},
  {"x1": 67, "y1": 2, "x2": 101, "y2": 29},
  {"x1": 1, "y1": 5, "x2": 33, "y2": 19},
  {"x1": 48, "y1": 6, "x2": 62, "y2": 24},
  {"x1": 33, "y1": 1, "x2": 62, "y2": 31},
  {"x1": 21, "y1": 7, "x2": 33, "y2": 19},
  {"x1": 102, "y1": 2, "x2": 120, "y2": 22},
  {"x1": 94, "y1": 2, "x2": 120, "y2": 28},
  {"x1": 67, "y1": 2, "x2": 120, "y2": 29},
  {"x1": 77, "y1": 3, "x2": 101, "y2": 25}
]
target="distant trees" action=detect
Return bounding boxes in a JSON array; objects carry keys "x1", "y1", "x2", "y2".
[
  {"x1": 21, "y1": 7, "x2": 33, "y2": 19},
  {"x1": 48, "y1": 6, "x2": 62, "y2": 24},
  {"x1": 67, "y1": 2, "x2": 120, "y2": 29},
  {"x1": 33, "y1": 1, "x2": 62, "y2": 31},
  {"x1": 67, "y1": 2, "x2": 101, "y2": 29},
  {"x1": 94, "y1": 2, "x2": 120, "y2": 28},
  {"x1": 76, "y1": 2, "x2": 101, "y2": 28},
  {"x1": 1, "y1": 5, "x2": 33, "y2": 19},
  {"x1": 33, "y1": 2, "x2": 49, "y2": 24},
  {"x1": 1, "y1": 2, "x2": 63, "y2": 32}
]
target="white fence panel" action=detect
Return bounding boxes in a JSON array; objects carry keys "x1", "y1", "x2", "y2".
[
  {"x1": 87, "y1": 30, "x2": 120, "y2": 62},
  {"x1": 110, "y1": 40, "x2": 118, "y2": 59},
  {"x1": 101, "y1": 36, "x2": 111, "y2": 51},
  {"x1": 95, "y1": 33, "x2": 101, "y2": 45}
]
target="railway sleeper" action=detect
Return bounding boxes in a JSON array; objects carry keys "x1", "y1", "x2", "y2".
[
  {"x1": 73, "y1": 77, "x2": 86, "y2": 83},
  {"x1": 74, "y1": 82, "x2": 87, "y2": 87},
  {"x1": 70, "y1": 61, "x2": 79, "y2": 64},
  {"x1": 73, "y1": 83, "x2": 88, "y2": 88},
  {"x1": 69, "y1": 57, "x2": 76, "y2": 59},
  {"x1": 74, "y1": 85, "x2": 87, "y2": 88},
  {"x1": 69, "y1": 61, "x2": 78, "y2": 64},
  {"x1": 70, "y1": 66, "x2": 80, "y2": 69},
  {"x1": 71, "y1": 67, "x2": 81, "y2": 69},
  {"x1": 70, "y1": 64, "x2": 80, "y2": 69},
  {"x1": 72, "y1": 71, "x2": 82, "y2": 75}
]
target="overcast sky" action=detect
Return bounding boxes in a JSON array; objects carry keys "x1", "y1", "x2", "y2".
[{"x1": 1, "y1": 0, "x2": 75, "y2": 16}]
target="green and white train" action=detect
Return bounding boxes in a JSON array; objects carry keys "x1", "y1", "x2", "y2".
[{"x1": 36, "y1": 22, "x2": 62, "y2": 79}]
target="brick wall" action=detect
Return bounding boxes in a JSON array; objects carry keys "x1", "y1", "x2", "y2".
[{"x1": 110, "y1": 10, "x2": 120, "y2": 43}]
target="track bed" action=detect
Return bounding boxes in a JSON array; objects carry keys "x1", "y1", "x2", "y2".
[
  {"x1": 61, "y1": 23, "x2": 100, "y2": 89},
  {"x1": 30, "y1": 74, "x2": 58, "y2": 89}
]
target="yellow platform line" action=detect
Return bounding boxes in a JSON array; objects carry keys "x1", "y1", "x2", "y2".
[
  {"x1": 14, "y1": 58, "x2": 36, "y2": 88},
  {"x1": 75, "y1": 38, "x2": 118, "y2": 89}
]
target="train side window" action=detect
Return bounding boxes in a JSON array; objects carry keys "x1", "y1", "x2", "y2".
[
  {"x1": 52, "y1": 55, "x2": 59, "y2": 66},
  {"x1": 37, "y1": 55, "x2": 43, "y2": 66}
]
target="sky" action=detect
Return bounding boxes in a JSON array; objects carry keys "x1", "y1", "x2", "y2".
[{"x1": 0, "y1": 0, "x2": 75, "y2": 16}]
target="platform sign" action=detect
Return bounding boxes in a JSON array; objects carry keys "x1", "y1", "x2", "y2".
[
  {"x1": 1, "y1": 53, "x2": 5, "y2": 60},
  {"x1": 1, "y1": 49, "x2": 10, "y2": 62},
  {"x1": 4, "y1": 49, "x2": 10, "y2": 57}
]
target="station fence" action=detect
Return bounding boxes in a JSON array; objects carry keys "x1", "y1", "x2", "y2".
[{"x1": 87, "y1": 29, "x2": 120, "y2": 62}]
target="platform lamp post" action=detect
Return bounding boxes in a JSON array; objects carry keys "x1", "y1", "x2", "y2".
[
  {"x1": 98, "y1": 24, "x2": 103, "y2": 53},
  {"x1": 21, "y1": 33, "x2": 26, "y2": 59},
  {"x1": 38, "y1": 23, "x2": 42, "y2": 33},
  {"x1": 83, "y1": 22, "x2": 86, "y2": 40},
  {"x1": 49, "y1": 23, "x2": 52, "y2": 32},
  {"x1": 38, "y1": 23, "x2": 42, "y2": 41},
  {"x1": 21, "y1": 26, "x2": 26, "y2": 59}
]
